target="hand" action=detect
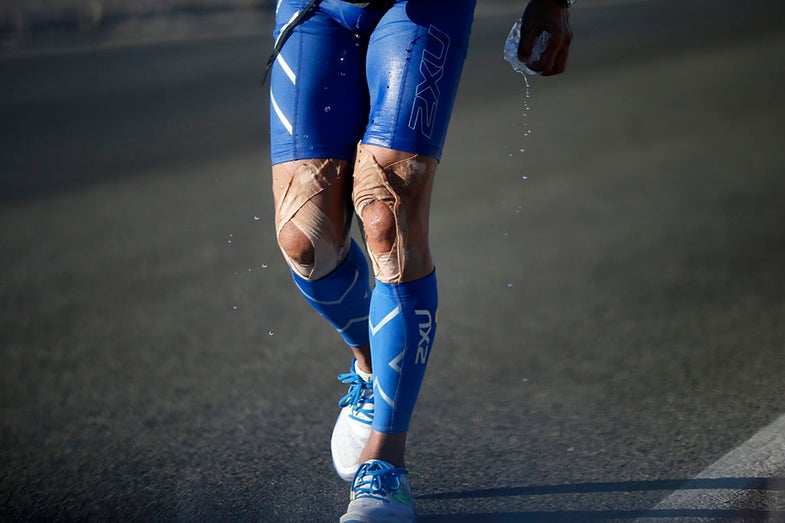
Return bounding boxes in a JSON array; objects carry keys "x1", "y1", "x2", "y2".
[{"x1": 517, "y1": 0, "x2": 573, "y2": 76}]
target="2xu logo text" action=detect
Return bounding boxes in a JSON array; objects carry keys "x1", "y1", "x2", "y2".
[
  {"x1": 408, "y1": 25, "x2": 450, "y2": 139},
  {"x1": 414, "y1": 309, "x2": 433, "y2": 365}
]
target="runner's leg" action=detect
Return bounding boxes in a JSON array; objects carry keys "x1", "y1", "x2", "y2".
[
  {"x1": 352, "y1": 0, "x2": 476, "y2": 468},
  {"x1": 269, "y1": 0, "x2": 375, "y2": 364}
]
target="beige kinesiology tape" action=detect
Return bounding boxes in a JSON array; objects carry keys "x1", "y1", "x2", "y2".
[
  {"x1": 352, "y1": 144, "x2": 432, "y2": 284},
  {"x1": 275, "y1": 159, "x2": 352, "y2": 280}
]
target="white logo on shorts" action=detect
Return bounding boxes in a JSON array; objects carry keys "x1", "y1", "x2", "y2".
[{"x1": 408, "y1": 25, "x2": 450, "y2": 139}]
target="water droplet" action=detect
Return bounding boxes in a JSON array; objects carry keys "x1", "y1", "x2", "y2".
[
  {"x1": 507, "y1": 283, "x2": 513, "y2": 288},
  {"x1": 522, "y1": 175, "x2": 528, "y2": 180},
  {"x1": 261, "y1": 263, "x2": 268, "y2": 269},
  {"x1": 232, "y1": 305, "x2": 239, "y2": 310},
  {"x1": 268, "y1": 330, "x2": 275, "y2": 336},
  {"x1": 520, "y1": 148, "x2": 526, "y2": 153},
  {"x1": 253, "y1": 215, "x2": 261, "y2": 221},
  {"x1": 324, "y1": 106, "x2": 331, "y2": 112}
]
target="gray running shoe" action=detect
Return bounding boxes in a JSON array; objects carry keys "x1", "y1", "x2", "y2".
[{"x1": 340, "y1": 460, "x2": 415, "y2": 523}]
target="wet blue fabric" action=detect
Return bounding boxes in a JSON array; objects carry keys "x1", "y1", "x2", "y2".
[
  {"x1": 368, "y1": 271, "x2": 438, "y2": 434},
  {"x1": 290, "y1": 239, "x2": 372, "y2": 348},
  {"x1": 269, "y1": 0, "x2": 476, "y2": 164}
]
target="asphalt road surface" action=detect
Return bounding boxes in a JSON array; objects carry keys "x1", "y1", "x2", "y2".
[{"x1": 2, "y1": 0, "x2": 785, "y2": 521}]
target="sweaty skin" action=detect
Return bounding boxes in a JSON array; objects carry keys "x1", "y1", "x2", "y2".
[{"x1": 352, "y1": 144, "x2": 437, "y2": 284}]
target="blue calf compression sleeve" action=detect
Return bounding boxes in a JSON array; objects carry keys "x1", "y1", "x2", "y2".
[
  {"x1": 290, "y1": 239, "x2": 371, "y2": 348},
  {"x1": 369, "y1": 271, "x2": 438, "y2": 434}
]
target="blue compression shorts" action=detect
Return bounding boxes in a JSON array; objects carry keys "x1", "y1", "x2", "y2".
[{"x1": 269, "y1": 0, "x2": 476, "y2": 165}]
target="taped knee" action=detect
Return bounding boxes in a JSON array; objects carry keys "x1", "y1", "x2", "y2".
[
  {"x1": 277, "y1": 221, "x2": 315, "y2": 269},
  {"x1": 275, "y1": 159, "x2": 352, "y2": 280},
  {"x1": 352, "y1": 144, "x2": 431, "y2": 283},
  {"x1": 361, "y1": 200, "x2": 396, "y2": 253}
]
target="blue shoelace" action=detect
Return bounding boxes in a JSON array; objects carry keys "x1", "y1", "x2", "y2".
[
  {"x1": 352, "y1": 461, "x2": 409, "y2": 502},
  {"x1": 337, "y1": 370, "x2": 374, "y2": 424}
]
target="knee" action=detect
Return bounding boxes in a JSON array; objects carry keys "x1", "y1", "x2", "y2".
[
  {"x1": 277, "y1": 219, "x2": 347, "y2": 280},
  {"x1": 273, "y1": 158, "x2": 352, "y2": 280},
  {"x1": 352, "y1": 144, "x2": 438, "y2": 283},
  {"x1": 277, "y1": 221, "x2": 314, "y2": 268},
  {"x1": 361, "y1": 201, "x2": 397, "y2": 255}
]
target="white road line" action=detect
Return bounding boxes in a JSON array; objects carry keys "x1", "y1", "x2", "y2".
[{"x1": 637, "y1": 413, "x2": 785, "y2": 520}]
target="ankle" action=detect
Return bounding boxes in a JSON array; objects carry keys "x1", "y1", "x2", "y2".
[
  {"x1": 360, "y1": 430, "x2": 407, "y2": 468},
  {"x1": 351, "y1": 347, "x2": 373, "y2": 377}
]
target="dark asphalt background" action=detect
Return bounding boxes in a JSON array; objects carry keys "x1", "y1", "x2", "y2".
[{"x1": 2, "y1": 0, "x2": 785, "y2": 521}]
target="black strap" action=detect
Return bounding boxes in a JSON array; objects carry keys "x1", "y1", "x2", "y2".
[
  {"x1": 261, "y1": 0, "x2": 394, "y2": 85},
  {"x1": 261, "y1": 0, "x2": 321, "y2": 85}
]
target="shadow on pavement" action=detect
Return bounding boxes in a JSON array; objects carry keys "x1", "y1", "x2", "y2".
[
  {"x1": 419, "y1": 477, "x2": 785, "y2": 500},
  {"x1": 419, "y1": 509, "x2": 784, "y2": 522},
  {"x1": 418, "y1": 477, "x2": 785, "y2": 522}
]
